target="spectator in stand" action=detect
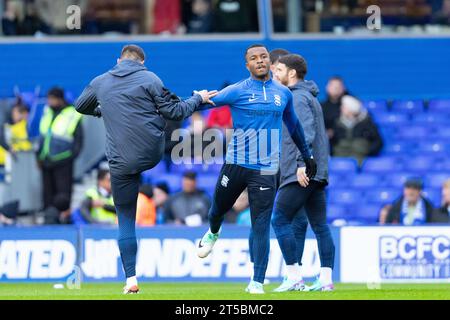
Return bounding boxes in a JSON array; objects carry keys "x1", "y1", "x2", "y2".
[
  {"x1": 21, "y1": 0, "x2": 51, "y2": 35},
  {"x1": 385, "y1": 179, "x2": 435, "y2": 225},
  {"x1": 79, "y1": 168, "x2": 116, "y2": 225},
  {"x1": 1, "y1": 0, "x2": 20, "y2": 35},
  {"x1": 0, "y1": 100, "x2": 42, "y2": 214},
  {"x1": 186, "y1": 0, "x2": 213, "y2": 33},
  {"x1": 153, "y1": 0, "x2": 181, "y2": 34},
  {"x1": 136, "y1": 184, "x2": 157, "y2": 226},
  {"x1": 432, "y1": 0, "x2": 450, "y2": 25},
  {"x1": 0, "y1": 100, "x2": 32, "y2": 158},
  {"x1": 378, "y1": 204, "x2": 393, "y2": 224},
  {"x1": 163, "y1": 171, "x2": 210, "y2": 226},
  {"x1": 330, "y1": 95, "x2": 383, "y2": 165},
  {"x1": 321, "y1": 76, "x2": 347, "y2": 139},
  {"x1": 432, "y1": 179, "x2": 450, "y2": 223},
  {"x1": 153, "y1": 182, "x2": 170, "y2": 224},
  {"x1": 212, "y1": 0, "x2": 258, "y2": 32}
]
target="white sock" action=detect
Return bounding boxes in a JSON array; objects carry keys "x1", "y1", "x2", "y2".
[
  {"x1": 286, "y1": 263, "x2": 303, "y2": 281},
  {"x1": 126, "y1": 276, "x2": 138, "y2": 288},
  {"x1": 319, "y1": 267, "x2": 332, "y2": 285}
]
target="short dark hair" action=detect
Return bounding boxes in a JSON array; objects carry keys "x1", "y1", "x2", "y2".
[
  {"x1": 244, "y1": 44, "x2": 268, "y2": 59},
  {"x1": 12, "y1": 102, "x2": 30, "y2": 114},
  {"x1": 121, "y1": 44, "x2": 146, "y2": 62},
  {"x1": 183, "y1": 170, "x2": 197, "y2": 180},
  {"x1": 329, "y1": 75, "x2": 344, "y2": 83},
  {"x1": 47, "y1": 87, "x2": 65, "y2": 100},
  {"x1": 155, "y1": 182, "x2": 170, "y2": 194},
  {"x1": 278, "y1": 54, "x2": 307, "y2": 80},
  {"x1": 404, "y1": 178, "x2": 424, "y2": 191},
  {"x1": 269, "y1": 48, "x2": 290, "y2": 64},
  {"x1": 97, "y1": 169, "x2": 110, "y2": 181}
]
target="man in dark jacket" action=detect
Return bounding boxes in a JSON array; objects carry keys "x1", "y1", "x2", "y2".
[
  {"x1": 271, "y1": 54, "x2": 335, "y2": 292},
  {"x1": 75, "y1": 44, "x2": 216, "y2": 294},
  {"x1": 163, "y1": 171, "x2": 210, "y2": 225},
  {"x1": 386, "y1": 179, "x2": 435, "y2": 225}
]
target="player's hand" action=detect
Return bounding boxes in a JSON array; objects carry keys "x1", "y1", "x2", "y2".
[
  {"x1": 93, "y1": 106, "x2": 102, "y2": 118},
  {"x1": 195, "y1": 90, "x2": 218, "y2": 106},
  {"x1": 297, "y1": 167, "x2": 309, "y2": 188},
  {"x1": 92, "y1": 200, "x2": 105, "y2": 208},
  {"x1": 304, "y1": 156, "x2": 317, "y2": 180}
]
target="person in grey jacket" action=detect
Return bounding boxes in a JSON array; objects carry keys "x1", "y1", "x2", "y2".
[
  {"x1": 271, "y1": 54, "x2": 335, "y2": 292},
  {"x1": 75, "y1": 44, "x2": 217, "y2": 294}
]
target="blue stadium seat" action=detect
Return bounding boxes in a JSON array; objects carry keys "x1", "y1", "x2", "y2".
[
  {"x1": 379, "y1": 127, "x2": 397, "y2": 140},
  {"x1": 354, "y1": 204, "x2": 382, "y2": 223},
  {"x1": 372, "y1": 112, "x2": 409, "y2": 126},
  {"x1": 328, "y1": 189, "x2": 361, "y2": 205},
  {"x1": 362, "y1": 157, "x2": 400, "y2": 173},
  {"x1": 392, "y1": 100, "x2": 424, "y2": 114},
  {"x1": 425, "y1": 174, "x2": 449, "y2": 189},
  {"x1": 395, "y1": 126, "x2": 429, "y2": 139},
  {"x1": 423, "y1": 188, "x2": 441, "y2": 207},
  {"x1": 363, "y1": 100, "x2": 388, "y2": 113},
  {"x1": 329, "y1": 157, "x2": 359, "y2": 174},
  {"x1": 197, "y1": 174, "x2": 218, "y2": 192},
  {"x1": 428, "y1": 99, "x2": 450, "y2": 113},
  {"x1": 349, "y1": 173, "x2": 381, "y2": 188},
  {"x1": 434, "y1": 127, "x2": 450, "y2": 139},
  {"x1": 326, "y1": 204, "x2": 348, "y2": 221},
  {"x1": 412, "y1": 113, "x2": 449, "y2": 125},
  {"x1": 416, "y1": 141, "x2": 449, "y2": 155},
  {"x1": 440, "y1": 160, "x2": 450, "y2": 171},
  {"x1": 383, "y1": 141, "x2": 417, "y2": 155},
  {"x1": 328, "y1": 173, "x2": 348, "y2": 188},
  {"x1": 404, "y1": 156, "x2": 437, "y2": 173},
  {"x1": 141, "y1": 162, "x2": 167, "y2": 184},
  {"x1": 382, "y1": 172, "x2": 419, "y2": 188},
  {"x1": 171, "y1": 162, "x2": 224, "y2": 174},
  {"x1": 365, "y1": 188, "x2": 399, "y2": 204}
]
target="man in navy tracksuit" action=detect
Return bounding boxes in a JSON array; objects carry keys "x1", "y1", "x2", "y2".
[
  {"x1": 75, "y1": 45, "x2": 216, "y2": 294},
  {"x1": 272, "y1": 54, "x2": 335, "y2": 292},
  {"x1": 195, "y1": 44, "x2": 317, "y2": 294}
]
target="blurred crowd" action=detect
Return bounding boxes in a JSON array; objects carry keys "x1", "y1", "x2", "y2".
[
  {"x1": 0, "y1": 0, "x2": 259, "y2": 36},
  {"x1": 2, "y1": 0, "x2": 450, "y2": 36},
  {"x1": 0, "y1": 76, "x2": 449, "y2": 227}
]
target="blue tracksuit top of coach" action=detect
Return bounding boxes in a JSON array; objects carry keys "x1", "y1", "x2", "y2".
[{"x1": 198, "y1": 77, "x2": 311, "y2": 171}]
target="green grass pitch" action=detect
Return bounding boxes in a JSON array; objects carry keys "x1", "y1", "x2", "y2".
[{"x1": 0, "y1": 283, "x2": 449, "y2": 300}]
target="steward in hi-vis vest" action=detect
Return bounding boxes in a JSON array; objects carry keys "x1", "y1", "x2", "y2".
[{"x1": 38, "y1": 87, "x2": 83, "y2": 211}]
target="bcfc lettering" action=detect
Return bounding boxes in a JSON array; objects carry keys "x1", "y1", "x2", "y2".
[
  {"x1": 0, "y1": 240, "x2": 76, "y2": 279},
  {"x1": 380, "y1": 236, "x2": 449, "y2": 260}
]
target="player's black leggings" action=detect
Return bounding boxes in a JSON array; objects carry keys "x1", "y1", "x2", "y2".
[
  {"x1": 110, "y1": 171, "x2": 140, "y2": 278},
  {"x1": 208, "y1": 164, "x2": 277, "y2": 284},
  {"x1": 271, "y1": 181, "x2": 335, "y2": 269}
]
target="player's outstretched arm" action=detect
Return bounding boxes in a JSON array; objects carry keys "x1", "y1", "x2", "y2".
[
  {"x1": 149, "y1": 77, "x2": 217, "y2": 120},
  {"x1": 195, "y1": 84, "x2": 237, "y2": 111},
  {"x1": 75, "y1": 84, "x2": 101, "y2": 117}
]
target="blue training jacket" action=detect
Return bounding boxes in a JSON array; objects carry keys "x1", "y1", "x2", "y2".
[{"x1": 198, "y1": 77, "x2": 311, "y2": 173}]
